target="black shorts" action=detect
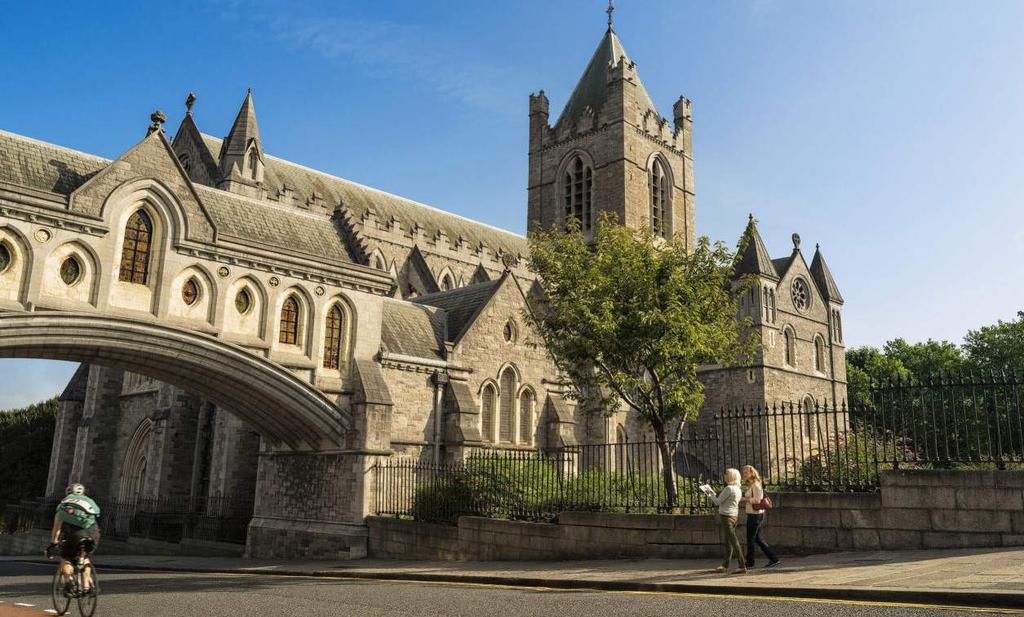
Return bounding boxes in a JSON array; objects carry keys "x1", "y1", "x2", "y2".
[{"x1": 59, "y1": 524, "x2": 100, "y2": 561}]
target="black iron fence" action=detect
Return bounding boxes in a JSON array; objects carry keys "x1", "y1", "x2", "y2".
[
  {"x1": 2, "y1": 494, "x2": 253, "y2": 545},
  {"x1": 376, "y1": 372, "x2": 1024, "y2": 522}
]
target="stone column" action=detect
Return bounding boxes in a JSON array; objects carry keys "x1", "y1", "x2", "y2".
[{"x1": 69, "y1": 366, "x2": 124, "y2": 501}]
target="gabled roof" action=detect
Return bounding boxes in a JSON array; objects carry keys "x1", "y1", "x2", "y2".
[
  {"x1": 810, "y1": 245, "x2": 844, "y2": 304},
  {"x1": 380, "y1": 299, "x2": 446, "y2": 360},
  {"x1": 413, "y1": 279, "x2": 502, "y2": 344},
  {"x1": 555, "y1": 29, "x2": 659, "y2": 128},
  {"x1": 771, "y1": 256, "x2": 796, "y2": 280},
  {"x1": 0, "y1": 130, "x2": 106, "y2": 195},
  {"x1": 172, "y1": 113, "x2": 221, "y2": 182},
  {"x1": 199, "y1": 134, "x2": 527, "y2": 259},
  {"x1": 219, "y1": 89, "x2": 261, "y2": 162},
  {"x1": 735, "y1": 216, "x2": 778, "y2": 280}
]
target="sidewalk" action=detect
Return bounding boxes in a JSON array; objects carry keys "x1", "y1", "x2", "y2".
[{"x1": 6, "y1": 547, "x2": 1024, "y2": 609}]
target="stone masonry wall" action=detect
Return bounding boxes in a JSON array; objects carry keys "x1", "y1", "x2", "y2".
[{"x1": 368, "y1": 470, "x2": 1024, "y2": 561}]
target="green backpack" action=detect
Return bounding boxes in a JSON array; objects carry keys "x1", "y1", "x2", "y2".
[{"x1": 56, "y1": 494, "x2": 100, "y2": 529}]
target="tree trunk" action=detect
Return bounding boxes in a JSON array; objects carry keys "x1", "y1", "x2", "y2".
[{"x1": 652, "y1": 422, "x2": 678, "y2": 512}]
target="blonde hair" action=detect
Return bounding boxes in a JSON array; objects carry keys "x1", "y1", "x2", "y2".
[
  {"x1": 724, "y1": 468, "x2": 741, "y2": 486},
  {"x1": 742, "y1": 465, "x2": 762, "y2": 485}
]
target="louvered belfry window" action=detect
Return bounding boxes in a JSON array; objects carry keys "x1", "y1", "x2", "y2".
[
  {"x1": 562, "y1": 156, "x2": 593, "y2": 231},
  {"x1": 650, "y1": 158, "x2": 669, "y2": 237},
  {"x1": 119, "y1": 210, "x2": 153, "y2": 284},
  {"x1": 323, "y1": 305, "x2": 344, "y2": 369},
  {"x1": 279, "y1": 296, "x2": 300, "y2": 345}
]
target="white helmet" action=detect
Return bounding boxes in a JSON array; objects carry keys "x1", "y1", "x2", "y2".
[{"x1": 65, "y1": 483, "x2": 85, "y2": 496}]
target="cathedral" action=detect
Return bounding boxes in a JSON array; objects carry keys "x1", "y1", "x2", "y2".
[{"x1": 0, "y1": 14, "x2": 846, "y2": 557}]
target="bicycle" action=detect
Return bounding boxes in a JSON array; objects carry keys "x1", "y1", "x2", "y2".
[{"x1": 46, "y1": 539, "x2": 99, "y2": 617}]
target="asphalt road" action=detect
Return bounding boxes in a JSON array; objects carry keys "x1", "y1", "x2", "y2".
[{"x1": 0, "y1": 561, "x2": 1017, "y2": 617}]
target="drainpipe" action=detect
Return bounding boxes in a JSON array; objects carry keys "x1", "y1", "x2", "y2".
[{"x1": 431, "y1": 371, "x2": 449, "y2": 465}]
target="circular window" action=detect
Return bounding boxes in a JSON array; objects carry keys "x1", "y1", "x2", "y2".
[
  {"x1": 182, "y1": 278, "x2": 200, "y2": 306},
  {"x1": 791, "y1": 278, "x2": 810, "y2": 312},
  {"x1": 59, "y1": 256, "x2": 82, "y2": 286},
  {"x1": 235, "y1": 288, "x2": 253, "y2": 314},
  {"x1": 503, "y1": 319, "x2": 517, "y2": 344},
  {"x1": 0, "y1": 243, "x2": 11, "y2": 273}
]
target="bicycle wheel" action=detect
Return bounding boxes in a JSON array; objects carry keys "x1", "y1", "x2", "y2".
[
  {"x1": 76, "y1": 563, "x2": 98, "y2": 617},
  {"x1": 51, "y1": 568, "x2": 71, "y2": 616}
]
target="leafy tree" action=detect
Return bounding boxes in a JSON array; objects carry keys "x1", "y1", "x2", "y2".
[
  {"x1": 845, "y1": 346, "x2": 910, "y2": 407},
  {"x1": 527, "y1": 215, "x2": 756, "y2": 508},
  {"x1": 963, "y1": 311, "x2": 1024, "y2": 375},
  {"x1": 0, "y1": 397, "x2": 58, "y2": 513},
  {"x1": 882, "y1": 338, "x2": 966, "y2": 377}
]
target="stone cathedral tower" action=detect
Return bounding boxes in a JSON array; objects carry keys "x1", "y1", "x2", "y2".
[{"x1": 527, "y1": 14, "x2": 695, "y2": 250}]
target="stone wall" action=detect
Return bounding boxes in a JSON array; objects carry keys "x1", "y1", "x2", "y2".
[{"x1": 368, "y1": 470, "x2": 1024, "y2": 561}]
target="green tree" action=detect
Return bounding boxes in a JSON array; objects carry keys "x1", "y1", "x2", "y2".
[
  {"x1": 527, "y1": 215, "x2": 756, "y2": 508},
  {"x1": 882, "y1": 338, "x2": 966, "y2": 377},
  {"x1": 0, "y1": 397, "x2": 58, "y2": 513},
  {"x1": 963, "y1": 311, "x2": 1024, "y2": 375},
  {"x1": 845, "y1": 346, "x2": 910, "y2": 407}
]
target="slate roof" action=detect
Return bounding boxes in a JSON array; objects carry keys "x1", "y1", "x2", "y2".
[
  {"x1": 199, "y1": 134, "x2": 528, "y2": 259},
  {"x1": 413, "y1": 279, "x2": 502, "y2": 344},
  {"x1": 0, "y1": 130, "x2": 355, "y2": 265},
  {"x1": 0, "y1": 130, "x2": 107, "y2": 195},
  {"x1": 192, "y1": 185, "x2": 353, "y2": 265},
  {"x1": 810, "y1": 246, "x2": 844, "y2": 304},
  {"x1": 735, "y1": 217, "x2": 778, "y2": 280},
  {"x1": 380, "y1": 299, "x2": 446, "y2": 360},
  {"x1": 555, "y1": 29, "x2": 659, "y2": 129},
  {"x1": 771, "y1": 256, "x2": 795, "y2": 279}
]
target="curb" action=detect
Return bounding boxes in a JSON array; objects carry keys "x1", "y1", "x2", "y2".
[{"x1": 13, "y1": 558, "x2": 1024, "y2": 610}]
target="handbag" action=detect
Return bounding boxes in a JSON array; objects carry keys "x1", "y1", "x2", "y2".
[{"x1": 754, "y1": 495, "x2": 773, "y2": 511}]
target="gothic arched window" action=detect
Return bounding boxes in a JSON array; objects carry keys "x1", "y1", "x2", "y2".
[
  {"x1": 649, "y1": 157, "x2": 670, "y2": 237},
  {"x1": 439, "y1": 272, "x2": 455, "y2": 291},
  {"x1": 481, "y1": 383, "x2": 497, "y2": 442},
  {"x1": 323, "y1": 304, "x2": 344, "y2": 370},
  {"x1": 814, "y1": 335, "x2": 826, "y2": 373},
  {"x1": 803, "y1": 396, "x2": 817, "y2": 442},
  {"x1": 784, "y1": 327, "x2": 796, "y2": 367},
  {"x1": 562, "y1": 155, "x2": 593, "y2": 231},
  {"x1": 0, "y1": 242, "x2": 10, "y2": 273},
  {"x1": 119, "y1": 210, "x2": 153, "y2": 285},
  {"x1": 279, "y1": 295, "x2": 300, "y2": 345},
  {"x1": 499, "y1": 367, "x2": 516, "y2": 443},
  {"x1": 519, "y1": 388, "x2": 535, "y2": 445}
]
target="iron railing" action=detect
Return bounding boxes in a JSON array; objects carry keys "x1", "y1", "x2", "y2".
[{"x1": 375, "y1": 373, "x2": 1024, "y2": 522}]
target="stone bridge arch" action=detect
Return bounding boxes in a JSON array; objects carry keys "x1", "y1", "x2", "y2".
[{"x1": 0, "y1": 311, "x2": 350, "y2": 451}]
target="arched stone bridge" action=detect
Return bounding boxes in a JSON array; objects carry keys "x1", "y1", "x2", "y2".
[{"x1": 0, "y1": 312, "x2": 348, "y2": 451}]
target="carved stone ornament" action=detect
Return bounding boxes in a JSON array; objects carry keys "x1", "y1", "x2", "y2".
[
  {"x1": 315, "y1": 285, "x2": 326, "y2": 296},
  {"x1": 217, "y1": 266, "x2": 230, "y2": 278},
  {"x1": 34, "y1": 228, "x2": 51, "y2": 243}
]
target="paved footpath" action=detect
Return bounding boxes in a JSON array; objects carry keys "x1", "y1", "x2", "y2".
[{"x1": 5, "y1": 547, "x2": 1024, "y2": 609}]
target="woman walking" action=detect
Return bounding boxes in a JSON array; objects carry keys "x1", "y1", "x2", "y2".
[
  {"x1": 741, "y1": 465, "x2": 779, "y2": 569},
  {"x1": 711, "y1": 468, "x2": 745, "y2": 574}
]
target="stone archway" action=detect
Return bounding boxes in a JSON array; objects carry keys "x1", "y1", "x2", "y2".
[{"x1": 0, "y1": 311, "x2": 349, "y2": 451}]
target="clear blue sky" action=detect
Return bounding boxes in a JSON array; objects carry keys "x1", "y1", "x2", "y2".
[{"x1": 1, "y1": 0, "x2": 1022, "y2": 409}]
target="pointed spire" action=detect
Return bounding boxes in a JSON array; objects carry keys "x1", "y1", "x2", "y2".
[
  {"x1": 810, "y1": 244, "x2": 844, "y2": 304},
  {"x1": 607, "y1": 0, "x2": 615, "y2": 31},
  {"x1": 221, "y1": 88, "x2": 261, "y2": 160},
  {"x1": 554, "y1": 26, "x2": 658, "y2": 129},
  {"x1": 735, "y1": 215, "x2": 779, "y2": 280},
  {"x1": 218, "y1": 88, "x2": 265, "y2": 194}
]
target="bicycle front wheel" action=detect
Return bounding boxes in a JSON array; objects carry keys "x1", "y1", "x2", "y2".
[
  {"x1": 76, "y1": 563, "x2": 98, "y2": 617},
  {"x1": 51, "y1": 568, "x2": 70, "y2": 616}
]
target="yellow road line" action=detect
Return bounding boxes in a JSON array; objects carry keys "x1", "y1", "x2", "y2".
[{"x1": 142, "y1": 569, "x2": 1024, "y2": 614}]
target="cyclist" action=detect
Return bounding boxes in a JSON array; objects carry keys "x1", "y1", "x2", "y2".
[{"x1": 47, "y1": 483, "x2": 101, "y2": 594}]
